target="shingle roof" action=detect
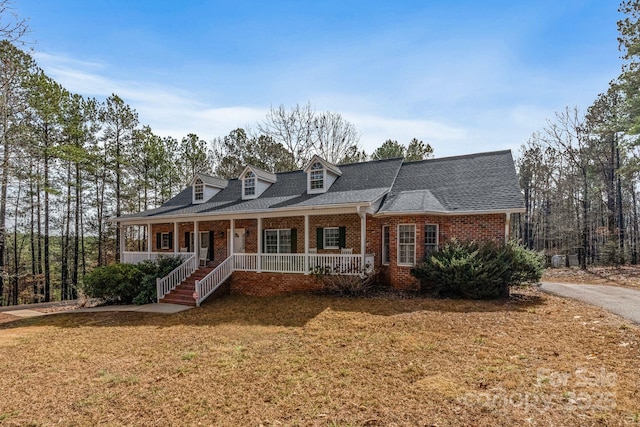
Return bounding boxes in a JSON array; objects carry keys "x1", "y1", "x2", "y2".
[
  {"x1": 117, "y1": 150, "x2": 524, "y2": 221},
  {"x1": 378, "y1": 150, "x2": 524, "y2": 214},
  {"x1": 196, "y1": 173, "x2": 228, "y2": 188}
]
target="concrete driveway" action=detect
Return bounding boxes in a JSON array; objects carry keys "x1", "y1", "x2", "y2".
[{"x1": 540, "y1": 282, "x2": 640, "y2": 325}]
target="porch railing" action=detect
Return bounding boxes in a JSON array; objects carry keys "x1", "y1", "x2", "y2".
[
  {"x1": 261, "y1": 254, "x2": 306, "y2": 273},
  {"x1": 123, "y1": 251, "x2": 194, "y2": 264},
  {"x1": 233, "y1": 253, "x2": 258, "y2": 271},
  {"x1": 227, "y1": 253, "x2": 375, "y2": 275},
  {"x1": 195, "y1": 255, "x2": 234, "y2": 307},
  {"x1": 156, "y1": 253, "x2": 199, "y2": 301}
]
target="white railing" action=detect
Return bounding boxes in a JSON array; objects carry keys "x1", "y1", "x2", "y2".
[
  {"x1": 260, "y1": 253, "x2": 306, "y2": 273},
  {"x1": 309, "y1": 253, "x2": 366, "y2": 275},
  {"x1": 156, "y1": 253, "x2": 199, "y2": 301},
  {"x1": 123, "y1": 251, "x2": 194, "y2": 264},
  {"x1": 195, "y1": 255, "x2": 234, "y2": 307},
  {"x1": 233, "y1": 253, "x2": 258, "y2": 271}
]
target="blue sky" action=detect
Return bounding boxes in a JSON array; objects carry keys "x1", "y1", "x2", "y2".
[{"x1": 16, "y1": 0, "x2": 622, "y2": 158}]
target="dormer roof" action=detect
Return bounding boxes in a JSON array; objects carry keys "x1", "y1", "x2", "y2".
[
  {"x1": 189, "y1": 173, "x2": 228, "y2": 189},
  {"x1": 239, "y1": 165, "x2": 277, "y2": 183},
  {"x1": 303, "y1": 155, "x2": 342, "y2": 176}
]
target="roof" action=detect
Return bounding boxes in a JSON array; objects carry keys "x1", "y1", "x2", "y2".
[
  {"x1": 240, "y1": 165, "x2": 277, "y2": 183},
  {"x1": 191, "y1": 173, "x2": 228, "y2": 188},
  {"x1": 117, "y1": 150, "x2": 524, "y2": 221},
  {"x1": 303, "y1": 154, "x2": 342, "y2": 176},
  {"x1": 378, "y1": 150, "x2": 525, "y2": 214}
]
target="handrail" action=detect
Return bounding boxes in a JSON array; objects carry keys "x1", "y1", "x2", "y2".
[
  {"x1": 195, "y1": 255, "x2": 234, "y2": 307},
  {"x1": 156, "y1": 253, "x2": 199, "y2": 301}
]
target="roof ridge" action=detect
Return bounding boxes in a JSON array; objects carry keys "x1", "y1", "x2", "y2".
[{"x1": 402, "y1": 149, "x2": 512, "y2": 165}]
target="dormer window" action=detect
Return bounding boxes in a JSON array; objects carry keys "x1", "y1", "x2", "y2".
[
  {"x1": 244, "y1": 171, "x2": 256, "y2": 197},
  {"x1": 194, "y1": 178, "x2": 204, "y2": 201},
  {"x1": 310, "y1": 162, "x2": 324, "y2": 190}
]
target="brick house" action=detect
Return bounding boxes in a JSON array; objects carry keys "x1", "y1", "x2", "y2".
[{"x1": 117, "y1": 150, "x2": 525, "y2": 305}]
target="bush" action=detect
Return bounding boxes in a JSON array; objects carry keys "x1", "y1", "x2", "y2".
[
  {"x1": 410, "y1": 240, "x2": 544, "y2": 299},
  {"x1": 320, "y1": 270, "x2": 379, "y2": 297},
  {"x1": 81, "y1": 256, "x2": 184, "y2": 304}
]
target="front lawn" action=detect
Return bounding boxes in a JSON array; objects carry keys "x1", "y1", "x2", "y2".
[{"x1": 0, "y1": 288, "x2": 638, "y2": 426}]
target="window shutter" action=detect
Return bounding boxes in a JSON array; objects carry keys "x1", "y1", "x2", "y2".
[
  {"x1": 184, "y1": 232, "x2": 190, "y2": 252},
  {"x1": 290, "y1": 229, "x2": 297, "y2": 253},
  {"x1": 168, "y1": 232, "x2": 173, "y2": 250},
  {"x1": 316, "y1": 228, "x2": 324, "y2": 250},
  {"x1": 339, "y1": 227, "x2": 346, "y2": 248},
  {"x1": 262, "y1": 230, "x2": 266, "y2": 253},
  {"x1": 209, "y1": 232, "x2": 214, "y2": 260},
  {"x1": 156, "y1": 233, "x2": 161, "y2": 250}
]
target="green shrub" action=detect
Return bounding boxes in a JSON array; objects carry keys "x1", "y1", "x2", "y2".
[
  {"x1": 410, "y1": 240, "x2": 544, "y2": 299},
  {"x1": 81, "y1": 256, "x2": 184, "y2": 304}
]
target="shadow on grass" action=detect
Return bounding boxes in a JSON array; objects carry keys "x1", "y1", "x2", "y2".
[{"x1": 0, "y1": 287, "x2": 546, "y2": 331}]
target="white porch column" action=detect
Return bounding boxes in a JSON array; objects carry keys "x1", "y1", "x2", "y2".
[
  {"x1": 173, "y1": 222, "x2": 179, "y2": 254},
  {"x1": 504, "y1": 212, "x2": 511, "y2": 245},
  {"x1": 304, "y1": 214, "x2": 309, "y2": 274},
  {"x1": 119, "y1": 223, "x2": 125, "y2": 262},
  {"x1": 230, "y1": 219, "x2": 235, "y2": 256},
  {"x1": 147, "y1": 223, "x2": 152, "y2": 253},
  {"x1": 194, "y1": 221, "x2": 199, "y2": 253},
  {"x1": 257, "y1": 217, "x2": 262, "y2": 272},
  {"x1": 358, "y1": 206, "x2": 366, "y2": 270}
]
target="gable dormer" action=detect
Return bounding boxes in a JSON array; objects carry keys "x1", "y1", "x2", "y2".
[
  {"x1": 303, "y1": 155, "x2": 342, "y2": 194},
  {"x1": 190, "y1": 173, "x2": 228, "y2": 204},
  {"x1": 240, "y1": 165, "x2": 277, "y2": 200}
]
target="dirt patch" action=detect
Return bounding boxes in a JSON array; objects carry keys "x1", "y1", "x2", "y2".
[
  {"x1": 0, "y1": 289, "x2": 638, "y2": 426},
  {"x1": 543, "y1": 266, "x2": 640, "y2": 288}
]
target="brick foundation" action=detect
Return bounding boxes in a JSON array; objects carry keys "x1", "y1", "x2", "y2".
[{"x1": 230, "y1": 271, "x2": 322, "y2": 296}]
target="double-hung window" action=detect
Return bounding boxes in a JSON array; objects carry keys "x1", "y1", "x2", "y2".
[
  {"x1": 398, "y1": 224, "x2": 416, "y2": 265},
  {"x1": 265, "y1": 229, "x2": 292, "y2": 253},
  {"x1": 324, "y1": 227, "x2": 340, "y2": 249},
  {"x1": 244, "y1": 171, "x2": 256, "y2": 197},
  {"x1": 381, "y1": 225, "x2": 390, "y2": 264},
  {"x1": 161, "y1": 232, "x2": 171, "y2": 249},
  {"x1": 424, "y1": 224, "x2": 438, "y2": 257},
  {"x1": 194, "y1": 178, "x2": 204, "y2": 201},
  {"x1": 310, "y1": 162, "x2": 324, "y2": 190}
]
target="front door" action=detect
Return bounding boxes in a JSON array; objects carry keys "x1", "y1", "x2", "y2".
[{"x1": 228, "y1": 228, "x2": 245, "y2": 254}]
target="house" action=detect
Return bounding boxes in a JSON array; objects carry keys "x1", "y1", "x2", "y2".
[{"x1": 116, "y1": 150, "x2": 525, "y2": 306}]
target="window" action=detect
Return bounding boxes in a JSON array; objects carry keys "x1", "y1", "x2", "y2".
[
  {"x1": 161, "y1": 232, "x2": 171, "y2": 249},
  {"x1": 310, "y1": 162, "x2": 324, "y2": 190},
  {"x1": 424, "y1": 224, "x2": 438, "y2": 257},
  {"x1": 244, "y1": 171, "x2": 255, "y2": 196},
  {"x1": 382, "y1": 225, "x2": 390, "y2": 264},
  {"x1": 398, "y1": 224, "x2": 415, "y2": 265},
  {"x1": 265, "y1": 229, "x2": 292, "y2": 253},
  {"x1": 324, "y1": 227, "x2": 340, "y2": 249},
  {"x1": 194, "y1": 178, "x2": 204, "y2": 201}
]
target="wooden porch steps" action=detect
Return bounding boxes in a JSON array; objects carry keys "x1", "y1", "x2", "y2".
[{"x1": 159, "y1": 267, "x2": 214, "y2": 306}]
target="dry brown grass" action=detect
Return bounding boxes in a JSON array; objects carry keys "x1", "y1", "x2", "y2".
[{"x1": 0, "y1": 288, "x2": 639, "y2": 426}]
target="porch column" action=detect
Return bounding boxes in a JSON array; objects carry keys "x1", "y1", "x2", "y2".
[
  {"x1": 173, "y1": 222, "x2": 178, "y2": 254},
  {"x1": 147, "y1": 222, "x2": 152, "y2": 253},
  {"x1": 194, "y1": 221, "x2": 199, "y2": 253},
  {"x1": 119, "y1": 223, "x2": 125, "y2": 262},
  {"x1": 257, "y1": 217, "x2": 262, "y2": 272},
  {"x1": 304, "y1": 214, "x2": 309, "y2": 274},
  {"x1": 230, "y1": 219, "x2": 235, "y2": 256},
  {"x1": 505, "y1": 212, "x2": 511, "y2": 245},
  {"x1": 358, "y1": 206, "x2": 366, "y2": 270}
]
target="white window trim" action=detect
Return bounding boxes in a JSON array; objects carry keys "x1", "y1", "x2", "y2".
[
  {"x1": 424, "y1": 223, "x2": 439, "y2": 255},
  {"x1": 161, "y1": 232, "x2": 171, "y2": 250},
  {"x1": 194, "y1": 178, "x2": 204, "y2": 203},
  {"x1": 265, "y1": 228, "x2": 292, "y2": 254},
  {"x1": 323, "y1": 227, "x2": 340, "y2": 249},
  {"x1": 308, "y1": 162, "x2": 325, "y2": 194},
  {"x1": 381, "y1": 225, "x2": 390, "y2": 265},
  {"x1": 397, "y1": 224, "x2": 416, "y2": 266},
  {"x1": 243, "y1": 171, "x2": 257, "y2": 199}
]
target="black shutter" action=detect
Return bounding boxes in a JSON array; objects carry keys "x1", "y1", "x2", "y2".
[
  {"x1": 317, "y1": 227, "x2": 324, "y2": 250},
  {"x1": 290, "y1": 229, "x2": 297, "y2": 253},
  {"x1": 262, "y1": 230, "x2": 266, "y2": 253},
  {"x1": 168, "y1": 232, "x2": 173, "y2": 250},
  {"x1": 339, "y1": 227, "x2": 346, "y2": 248},
  {"x1": 184, "y1": 232, "x2": 190, "y2": 252},
  {"x1": 209, "y1": 232, "x2": 214, "y2": 260},
  {"x1": 156, "y1": 233, "x2": 161, "y2": 250}
]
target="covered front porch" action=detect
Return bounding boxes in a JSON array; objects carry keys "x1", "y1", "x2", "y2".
[{"x1": 119, "y1": 209, "x2": 376, "y2": 305}]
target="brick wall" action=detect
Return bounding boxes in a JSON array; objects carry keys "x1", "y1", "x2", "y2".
[
  {"x1": 262, "y1": 216, "x2": 305, "y2": 253},
  {"x1": 369, "y1": 213, "x2": 507, "y2": 291},
  {"x1": 309, "y1": 213, "x2": 362, "y2": 254},
  {"x1": 150, "y1": 223, "x2": 174, "y2": 253},
  {"x1": 230, "y1": 271, "x2": 322, "y2": 296}
]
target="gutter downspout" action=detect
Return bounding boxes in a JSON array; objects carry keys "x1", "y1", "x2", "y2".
[{"x1": 357, "y1": 206, "x2": 367, "y2": 271}]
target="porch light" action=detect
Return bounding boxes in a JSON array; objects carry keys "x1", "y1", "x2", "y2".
[{"x1": 219, "y1": 231, "x2": 224, "y2": 237}]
